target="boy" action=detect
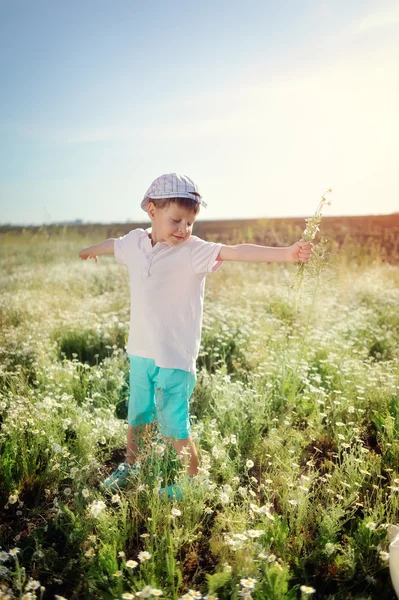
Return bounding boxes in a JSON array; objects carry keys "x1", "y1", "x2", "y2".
[{"x1": 79, "y1": 173, "x2": 313, "y2": 498}]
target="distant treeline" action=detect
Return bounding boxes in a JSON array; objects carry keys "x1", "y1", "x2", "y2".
[{"x1": 1, "y1": 214, "x2": 398, "y2": 264}]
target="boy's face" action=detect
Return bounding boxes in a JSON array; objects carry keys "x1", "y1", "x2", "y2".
[{"x1": 148, "y1": 202, "x2": 198, "y2": 246}]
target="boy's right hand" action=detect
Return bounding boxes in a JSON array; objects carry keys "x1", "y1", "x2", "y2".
[{"x1": 79, "y1": 248, "x2": 98, "y2": 263}]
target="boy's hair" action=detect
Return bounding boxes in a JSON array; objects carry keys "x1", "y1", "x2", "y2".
[{"x1": 148, "y1": 197, "x2": 200, "y2": 215}]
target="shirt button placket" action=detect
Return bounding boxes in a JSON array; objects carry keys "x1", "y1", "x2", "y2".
[{"x1": 144, "y1": 248, "x2": 156, "y2": 277}]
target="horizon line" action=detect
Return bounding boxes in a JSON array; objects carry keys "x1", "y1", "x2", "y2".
[{"x1": 1, "y1": 211, "x2": 398, "y2": 229}]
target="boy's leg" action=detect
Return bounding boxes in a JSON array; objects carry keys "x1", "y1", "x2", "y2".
[
  {"x1": 154, "y1": 367, "x2": 198, "y2": 498},
  {"x1": 167, "y1": 435, "x2": 199, "y2": 476},
  {"x1": 127, "y1": 355, "x2": 157, "y2": 461},
  {"x1": 126, "y1": 422, "x2": 156, "y2": 464},
  {"x1": 102, "y1": 357, "x2": 156, "y2": 490}
]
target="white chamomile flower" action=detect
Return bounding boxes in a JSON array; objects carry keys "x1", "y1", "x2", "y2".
[
  {"x1": 324, "y1": 542, "x2": 336, "y2": 555},
  {"x1": 138, "y1": 585, "x2": 154, "y2": 597},
  {"x1": 25, "y1": 579, "x2": 41, "y2": 590},
  {"x1": 219, "y1": 492, "x2": 229, "y2": 504},
  {"x1": 138, "y1": 550, "x2": 151, "y2": 562},
  {"x1": 240, "y1": 577, "x2": 257, "y2": 589},
  {"x1": 126, "y1": 559, "x2": 138, "y2": 568},
  {"x1": 246, "y1": 529, "x2": 264, "y2": 539},
  {"x1": 300, "y1": 585, "x2": 316, "y2": 595},
  {"x1": 223, "y1": 563, "x2": 232, "y2": 573}
]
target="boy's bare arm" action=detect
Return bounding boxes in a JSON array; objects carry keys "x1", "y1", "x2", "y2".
[
  {"x1": 216, "y1": 241, "x2": 313, "y2": 264},
  {"x1": 79, "y1": 238, "x2": 116, "y2": 263}
]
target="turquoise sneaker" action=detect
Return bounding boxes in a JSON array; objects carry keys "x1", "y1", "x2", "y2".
[
  {"x1": 159, "y1": 476, "x2": 196, "y2": 500},
  {"x1": 159, "y1": 483, "x2": 184, "y2": 500},
  {"x1": 102, "y1": 462, "x2": 139, "y2": 491}
]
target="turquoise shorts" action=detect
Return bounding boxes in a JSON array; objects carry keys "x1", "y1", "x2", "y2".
[{"x1": 128, "y1": 355, "x2": 197, "y2": 439}]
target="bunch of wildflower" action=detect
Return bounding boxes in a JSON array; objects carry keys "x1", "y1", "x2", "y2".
[{"x1": 290, "y1": 189, "x2": 332, "y2": 292}]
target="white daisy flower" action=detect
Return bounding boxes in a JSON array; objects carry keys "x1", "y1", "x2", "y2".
[
  {"x1": 25, "y1": 579, "x2": 41, "y2": 590},
  {"x1": 267, "y1": 553, "x2": 277, "y2": 562},
  {"x1": 246, "y1": 530, "x2": 264, "y2": 539},
  {"x1": 126, "y1": 560, "x2": 138, "y2": 568},
  {"x1": 138, "y1": 585, "x2": 153, "y2": 598},
  {"x1": 138, "y1": 551, "x2": 151, "y2": 562},
  {"x1": 300, "y1": 585, "x2": 316, "y2": 594},
  {"x1": 240, "y1": 578, "x2": 256, "y2": 589}
]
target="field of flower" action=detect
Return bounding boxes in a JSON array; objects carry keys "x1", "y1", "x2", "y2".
[{"x1": 1, "y1": 221, "x2": 399, "y2": 600}]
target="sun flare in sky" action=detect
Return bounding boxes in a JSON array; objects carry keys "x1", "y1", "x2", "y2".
[{"x1": 0, "y1": 0, "x2": 398, "y2": 225}]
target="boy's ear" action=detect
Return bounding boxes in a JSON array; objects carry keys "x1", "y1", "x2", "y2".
[{"x1": 147, "y1": 201, "x2": 156, "y2": 219}]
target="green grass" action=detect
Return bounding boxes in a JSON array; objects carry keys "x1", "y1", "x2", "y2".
[{"x1": 0, "y1": 226, "x2": 398, "y2": 599}]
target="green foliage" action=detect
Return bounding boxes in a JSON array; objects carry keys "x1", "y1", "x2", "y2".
[
  {"x1": 255, "y1": 563, "x2": 292, "y2": 600},
  {"x1": 206, "y1": 570, "x2": 232, "y2": 593},
  {"x1": 56, "y1": 326, "x2": 126, "y2": 365},
  {"x1": 197, "y1": 327, "x2": 254, "y2": 378}
]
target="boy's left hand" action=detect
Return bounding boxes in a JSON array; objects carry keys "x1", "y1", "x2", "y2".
[{"x1": 287, "y1": 241, "x2": 314, "y2": 264}]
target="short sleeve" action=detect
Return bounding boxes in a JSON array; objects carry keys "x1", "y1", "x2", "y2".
[
  {"x1": 114, "y1": 229, "x2": 141, "y2": 265},
  {"x1": 190, "y1": 236, "x2": 224, "y2": 275}
]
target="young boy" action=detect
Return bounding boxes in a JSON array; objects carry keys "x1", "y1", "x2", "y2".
[{"x1": 79, "y1": 173, "x2": 313, "y2": 498}]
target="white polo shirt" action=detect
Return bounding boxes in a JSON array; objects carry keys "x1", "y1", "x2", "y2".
[{"x1": 114, "y1": 227, "x2": 224, "y2": 374}]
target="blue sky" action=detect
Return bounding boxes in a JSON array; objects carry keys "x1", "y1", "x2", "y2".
[{"x1": 0, "y1": 0, "x2": 398, "y2": 225}]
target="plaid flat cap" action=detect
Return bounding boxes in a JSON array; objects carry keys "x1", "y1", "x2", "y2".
[{"x1": 141, "y1": 173, "x2": 207, "y2": 212}]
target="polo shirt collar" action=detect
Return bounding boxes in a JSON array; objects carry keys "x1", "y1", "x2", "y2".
[{"x1": 144, "y1": 227, "x2": 170, "y2": 252}]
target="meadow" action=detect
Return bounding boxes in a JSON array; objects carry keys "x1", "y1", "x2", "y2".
[{"x1": 1, "y1": 216, "x2": 399, "y2": 600}]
